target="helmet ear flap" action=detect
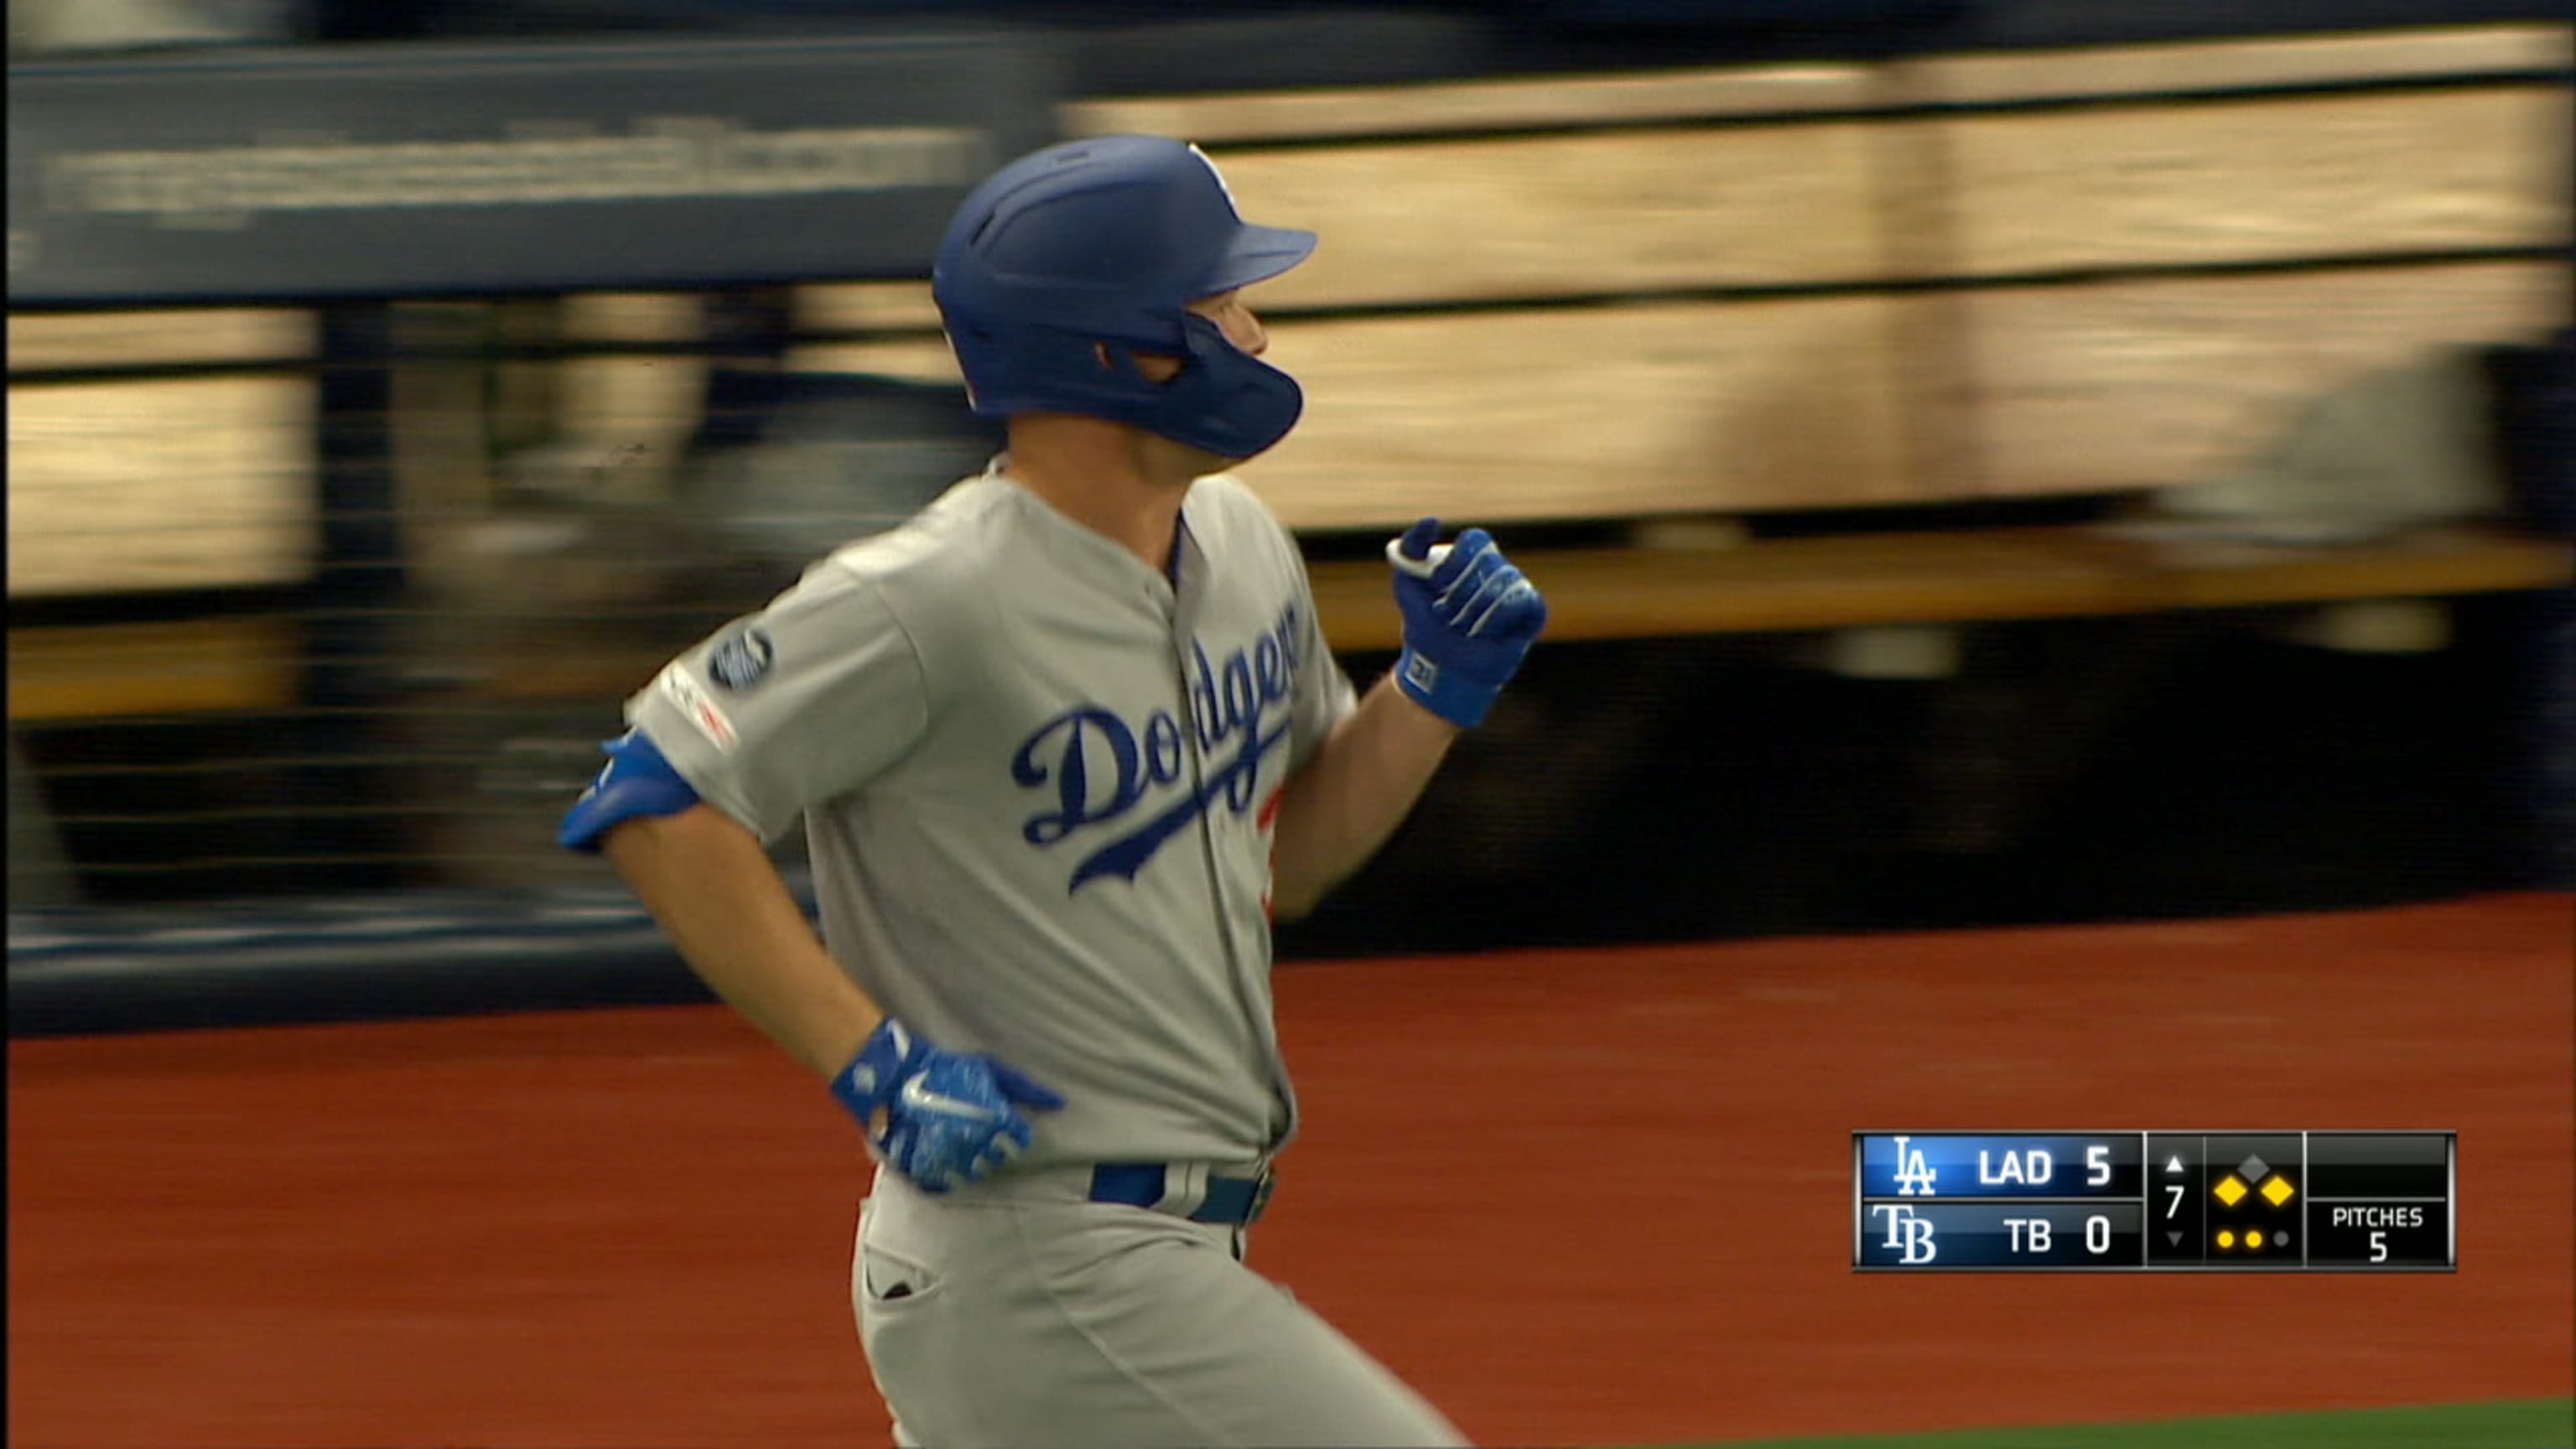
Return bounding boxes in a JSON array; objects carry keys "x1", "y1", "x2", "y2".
[
  {"x1": 1155, "y1": 311, "x2": 1302, "y2": 455},
  {"x1": 1093, "y1": 338, "x2": 1190, "y2": 387}
]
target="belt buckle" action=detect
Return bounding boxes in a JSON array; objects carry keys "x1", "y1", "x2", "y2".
[{"x1": 1244, "y1": 1164, "x2": 1278, "y2": 1225}]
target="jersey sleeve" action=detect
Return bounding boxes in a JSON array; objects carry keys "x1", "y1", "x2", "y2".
[{"x1": 621, "y1": 562, "x2": 929, "y2": 843}]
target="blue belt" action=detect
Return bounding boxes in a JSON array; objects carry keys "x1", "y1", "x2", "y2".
[{"x1": 1088, "y1": 1162, "x2": 1277, "y2": 1226}]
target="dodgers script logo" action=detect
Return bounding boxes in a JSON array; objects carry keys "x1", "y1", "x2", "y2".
[{"x1": 1012, "y1": 604, "x2": 1302, "y2": 892}]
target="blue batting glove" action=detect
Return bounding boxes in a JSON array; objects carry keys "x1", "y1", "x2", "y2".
[
  {"x1": 1385, "y1": 517, "x2": 1548, "y2": 729},
  {"x1": 831, "y1": 1018, "x2": 1067, "y2": 1193}
]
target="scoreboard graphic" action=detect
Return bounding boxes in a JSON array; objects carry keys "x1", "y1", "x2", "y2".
[{"x1": 1852, "y1": 1131, "x2": 2455, "y2": 1271}]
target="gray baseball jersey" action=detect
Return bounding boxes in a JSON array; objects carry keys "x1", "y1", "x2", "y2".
[{"x1": 623, "y1": 460, "x2": 1358, "y2": 1171}]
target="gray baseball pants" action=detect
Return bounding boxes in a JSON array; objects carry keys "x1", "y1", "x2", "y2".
[{"x1": 851, "y1": 1163, "x2": 1467, "y2": 1447}]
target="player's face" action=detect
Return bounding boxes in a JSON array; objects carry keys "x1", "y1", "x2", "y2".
[{"x1": 1107, "y1": 290, "x2": 1281, "y2": 475}]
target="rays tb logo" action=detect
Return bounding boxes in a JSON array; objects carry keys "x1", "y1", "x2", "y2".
[{"x1": 1871, "y1": 1203, "x2": 1940, "y2": 1264}]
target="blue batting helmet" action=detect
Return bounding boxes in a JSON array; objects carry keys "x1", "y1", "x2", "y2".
[{"x1": 931, "y1": 134, "x2": 1317, "y2": 459}]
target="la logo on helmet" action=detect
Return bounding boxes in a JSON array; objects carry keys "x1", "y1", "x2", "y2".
[{"x1": 1187, "y1": 143, "x2": 1242, "y2": 215}]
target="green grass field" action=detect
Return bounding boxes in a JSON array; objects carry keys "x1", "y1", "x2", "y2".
[{"x1": 1689, "y1": 1398, "x2": 2575, "y2": 1449}]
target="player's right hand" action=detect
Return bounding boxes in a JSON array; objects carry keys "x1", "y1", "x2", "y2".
[
  {"x1": 830, "y1": 1017, "x2": 1067, "y2": 1192},
  {"x1": 1385, "y1": 517, "x2": 1547, "y2": 729}
]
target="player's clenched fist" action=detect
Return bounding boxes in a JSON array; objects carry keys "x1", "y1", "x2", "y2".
[
  {"x1": 831, "y1": 1017, "x2": 1066, "y2": 1192},
  {"x1": 1385, "y1": 517, "x2": 1548, "y2": 729}
]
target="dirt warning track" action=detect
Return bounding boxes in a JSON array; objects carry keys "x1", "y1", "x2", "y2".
[{"x1": 10, "y1": 892, "x2": 2569, "y2": 1447}]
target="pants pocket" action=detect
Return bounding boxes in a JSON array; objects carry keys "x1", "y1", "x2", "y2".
[
  {"x1": 854, "y1": 1191, "x2": 958, "y2": 1433},
  {"x1": 855, "y1": 1196, "x2": 949, "y2": 1308},
  {"x1": 860, "y1": 1240, "x2": 944, "y2": 1304}
]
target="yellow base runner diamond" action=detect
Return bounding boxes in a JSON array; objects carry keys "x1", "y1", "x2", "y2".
[
  {"x1": 2214, "y1": 1174, "x2": 2250, "y2": 1207},
  {"x1": 2260, "y1": 1174, "x2": 2296, "y2": 1207}
]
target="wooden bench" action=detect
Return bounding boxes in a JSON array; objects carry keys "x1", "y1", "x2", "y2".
[
  {"x1": 10, "y1": 522, "x2": 2569, "y2": 722},
  {"x1": 8, "y1": 22, "x2": 2573, "y2": 723}
]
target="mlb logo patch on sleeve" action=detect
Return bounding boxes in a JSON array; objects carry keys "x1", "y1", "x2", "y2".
[{"x1": 710, "y1": 627, "x2": 776, "y2": 692}]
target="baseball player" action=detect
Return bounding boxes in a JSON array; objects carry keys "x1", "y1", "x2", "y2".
[{"x1": 559, "y1": 133, "x2": 1547, "y2": 1447}]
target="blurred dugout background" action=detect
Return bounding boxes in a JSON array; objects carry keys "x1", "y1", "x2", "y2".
[{"x1": 7, "y1": 0, "x2": 2573, "y2": 1024}]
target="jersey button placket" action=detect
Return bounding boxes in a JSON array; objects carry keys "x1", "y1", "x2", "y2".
[
  {"x1": 1170, "y1": 618, "x2": 1292, "y2": 1151},
  {"x1": 1172, "y1": 633, "x2": 1230, "y2": 918}
]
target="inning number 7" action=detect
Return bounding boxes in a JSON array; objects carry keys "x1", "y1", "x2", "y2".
[{"x1": 2164, "y1": 1185, "x2": 2185, "y2": 1220}]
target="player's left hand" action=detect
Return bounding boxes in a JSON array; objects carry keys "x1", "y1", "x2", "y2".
[
  {"x1": 832, "y1": 1017, "x2": 1067, "y2": 1193},
  {"x1": 1385, "y1": 517, "x2": 1547, "y2": 729}
]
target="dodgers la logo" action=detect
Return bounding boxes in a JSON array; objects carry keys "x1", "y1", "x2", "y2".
[
  {"x1": 1012, "y1": 604, "x2": 1302, "y2": 892},
  {"x1": 1892, "y1": 1135, "x2": 1940, "y2": 1197}
]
